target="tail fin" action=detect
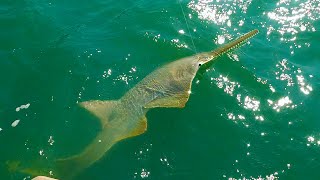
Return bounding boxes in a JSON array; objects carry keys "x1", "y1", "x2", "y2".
[
  {"x1": 54, "y1": 100, "x2": 121, "y2": 179},
  {"x1": 55, "y1": 155, "x2": 84, "y2": 179},
  {"x1": 54, "y1": 99, "x2": 148, "y2": 179},
  {"x1": 6, "y1": 160, "x2": 55, "y2": 179}
]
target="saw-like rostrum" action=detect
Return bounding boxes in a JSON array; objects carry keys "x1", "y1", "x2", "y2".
[{"x1": 11, "y1": 29, "x2": 259, "y2": 180}]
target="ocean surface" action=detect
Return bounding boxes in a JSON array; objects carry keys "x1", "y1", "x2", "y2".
[{"x1": 1, "y1": 0, "x2": 320, "y2": 179}]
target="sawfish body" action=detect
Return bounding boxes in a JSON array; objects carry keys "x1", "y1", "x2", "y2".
[{"x1": 12, "y1": 29, "x2": 258, "y2": 179}]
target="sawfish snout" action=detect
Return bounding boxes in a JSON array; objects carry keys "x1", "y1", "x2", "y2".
[{"x1": 194, "y1": 29, "x2": 259, "y2": 68}]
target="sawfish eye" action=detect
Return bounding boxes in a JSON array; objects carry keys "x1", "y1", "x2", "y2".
[{"x1": 198, "y1": 63, "x2": 202, "y2": 67}]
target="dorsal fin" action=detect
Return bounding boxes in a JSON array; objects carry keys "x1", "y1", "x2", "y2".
[{"x1": 79, "y1": 100, "x2": 118, "y2": 126}]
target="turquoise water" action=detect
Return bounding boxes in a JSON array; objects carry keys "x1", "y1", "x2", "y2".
[{"x1": 1, "y1": 0, "x2": 320, "y2": 179}]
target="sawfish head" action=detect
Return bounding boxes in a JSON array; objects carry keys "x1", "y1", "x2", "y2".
[
  {"x1": 187, "y1": 52, "x2": 216, "y2": 71},
  {"x1": 143, "y1": 29, "x2": 259, "y2": 109},
  {"x1": 163, "y1": 52, "x2": 214, "y2": 86},
  {"x1": 171, "y1": 29, "x2": 259, "y2": 80}
]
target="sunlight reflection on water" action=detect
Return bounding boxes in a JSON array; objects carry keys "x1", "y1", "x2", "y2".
[
  {"x1": 134, "y1": 143, "x2": 153, "y2": 179},
  {"x1": 185, "y1": 1, "x2": 317, "y2": 178},
  {"x1": 306, "y1": 136, "x2": 320, "y2": 146},
  {"x1": 2, "y1": 0, "x2": 319, "y2": 179},
  {"x1": 275, "y1": 58, "x2": 313, "y2": 95},
  {"x1": 188, "y1": 0, "x2": 252, "y2": 26},
  {"x1": 263, "y1": 0, "x2": 319, "y2": 54},
  {"x1": 222, "y1": 154, "x2": 292, "y2": 180}
]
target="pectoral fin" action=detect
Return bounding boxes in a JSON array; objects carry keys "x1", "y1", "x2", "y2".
[
  {"x1": 144, "y1": 92, "x2": 189, "y2": 108},
  {"x1": 116, "y1": 116, "x2": 148, "y2": 142},
  {"x1": 132, "y1": 116, "x2": 147, "y2": 136}
]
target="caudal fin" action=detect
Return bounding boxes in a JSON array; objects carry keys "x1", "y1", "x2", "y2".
[
  {"x1": 6, "y1": 160, "x2": 55, "y2": 179},
  {"x1": 54, "y1": 155, "x2": 84, "y2": 179},
  {"x1": 55, "y1": 99, "x2": 148, "y2": 179},
  {"x1": 54, "y1": 100, "x2": 121, "y2": 179}
]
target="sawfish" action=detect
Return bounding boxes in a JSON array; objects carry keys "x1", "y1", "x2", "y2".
[{"x1": 11, "y1": 29, "x2": 258, "y2": 179}]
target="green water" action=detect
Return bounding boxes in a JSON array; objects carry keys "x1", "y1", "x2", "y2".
[{"x1": 1, "y1": 0, "x2": 320, "y2": 179}]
